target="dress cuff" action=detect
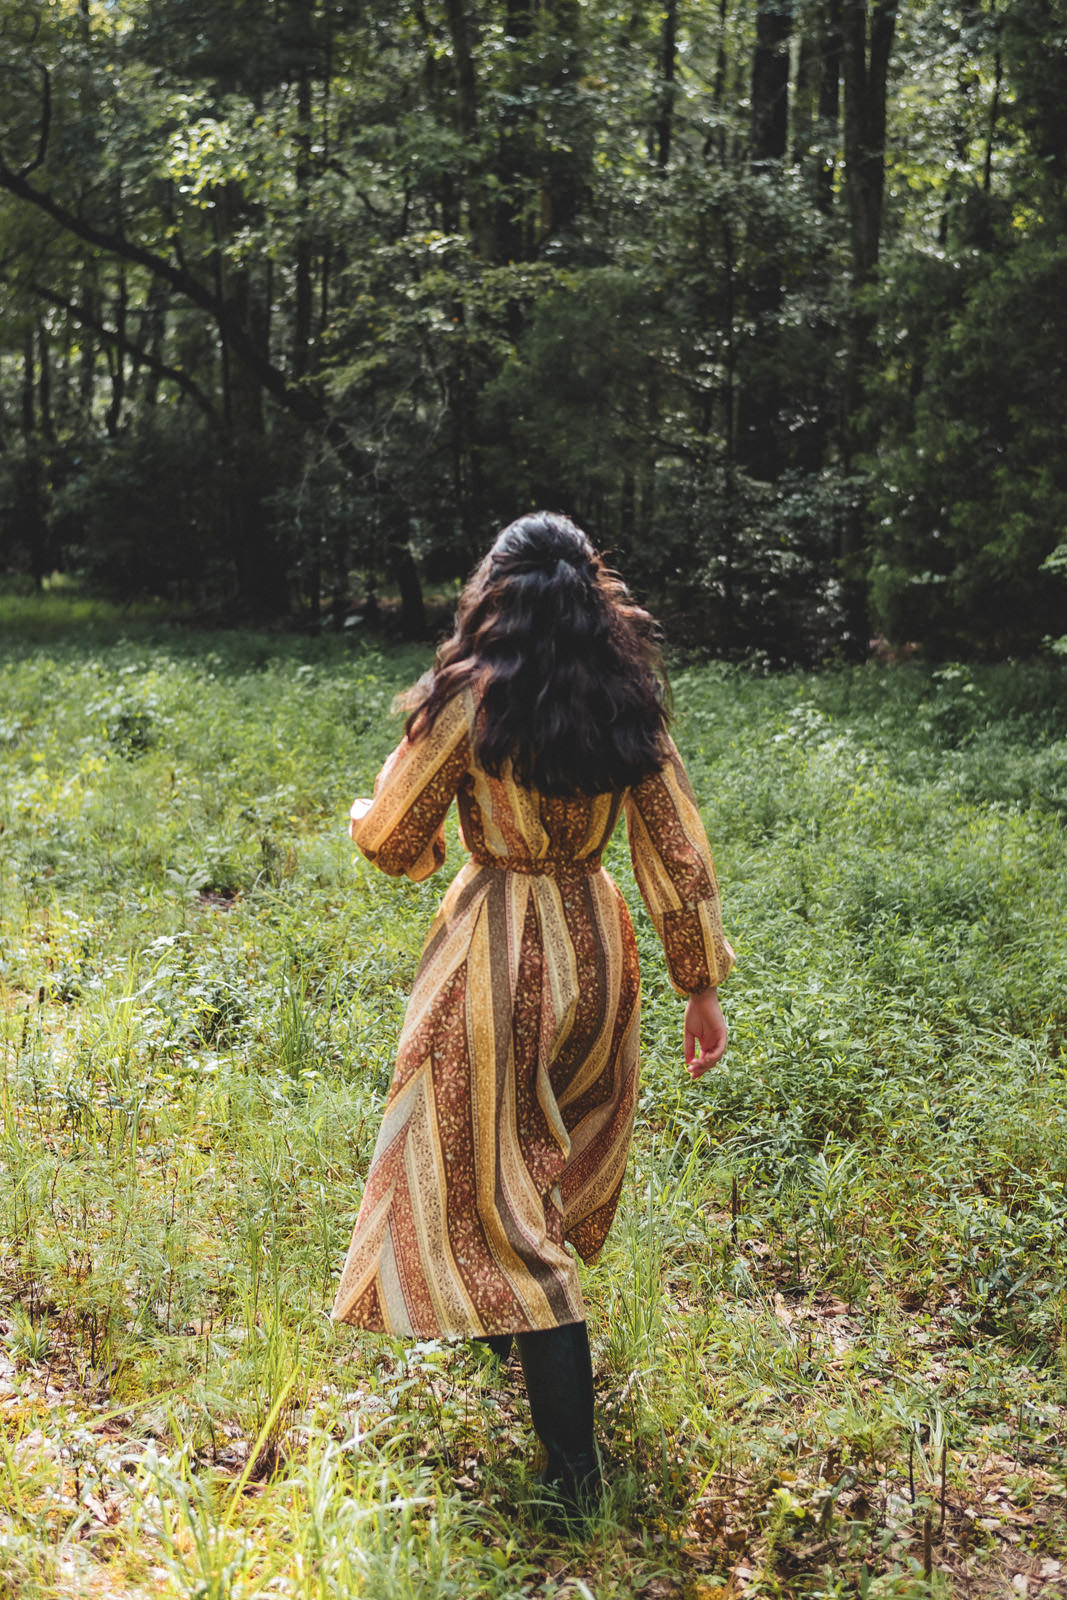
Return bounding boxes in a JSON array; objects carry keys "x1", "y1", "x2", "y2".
[{"x1": 661, "y1": 902, "x2": 735, "y2": 996}]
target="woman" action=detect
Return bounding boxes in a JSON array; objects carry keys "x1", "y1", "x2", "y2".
[{"x1": 331, "y1": 512, "x2": 732, "y2": 1514}]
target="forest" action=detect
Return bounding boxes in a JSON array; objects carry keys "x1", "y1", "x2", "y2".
[
  {"x1": 3, "y1": 7, "x2": 1067, "y2": 1596},
  {"x1": 1, "y1": 0, "x2": 1065, "y2": 660}
]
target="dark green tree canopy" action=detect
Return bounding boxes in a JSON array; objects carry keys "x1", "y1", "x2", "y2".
[{"x1": 1, "y1": 0, "x2": 1063, "y2": 658}]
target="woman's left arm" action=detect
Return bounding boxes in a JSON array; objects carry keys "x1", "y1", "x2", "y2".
[
  {"x1": 625, "y1": 739, "x2": 734, "y2": 1075},
  {"x1": 624, "y1": 736, "x2": 735, "y2": 995},
  {"x1": 349, "y1": 691, "x2": 471, "y2": 882}
]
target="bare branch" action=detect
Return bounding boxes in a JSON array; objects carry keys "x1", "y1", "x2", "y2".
[
  {"x1": 19, "y1": 65, "x2": 50, "y2": 178},
  {"x1": 0, "y1": 149, "x2": 425, "y2": 604},
  {"x1": 0, "y1": 271, "x2": 220, "y2": 420},
  {"x1": 0, "y1": 154, "x2": 333, "y2": 432}
]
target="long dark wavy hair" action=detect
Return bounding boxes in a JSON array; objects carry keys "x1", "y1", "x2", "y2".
[{"x1": 404, "y1": 513, "x2": 670, "y2": 794}]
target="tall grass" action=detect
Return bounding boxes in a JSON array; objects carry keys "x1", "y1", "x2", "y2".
[{"x1": 1, "y1": 601, "x2": 1065, "y2": 1596}]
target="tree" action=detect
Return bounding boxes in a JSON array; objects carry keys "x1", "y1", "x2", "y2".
[
  {"x1": 0, "y1": 0, "x2": 1062, "y2": 661},
  {"x1": 867, "y1": 0, "x2": 1067, "y2": 655}
]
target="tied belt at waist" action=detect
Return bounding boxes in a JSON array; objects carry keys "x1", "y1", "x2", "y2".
[{"x1": 469, "y1": 850, "x2": 603, "y2": 877}]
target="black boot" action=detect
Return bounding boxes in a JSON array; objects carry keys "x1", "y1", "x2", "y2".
[
  {"x1": 515, "y1": 1320, "x2": 601, "y2": 1521},
  {"x1": 475, "y1": 1333, "x2": 513, "y2": 1362}
]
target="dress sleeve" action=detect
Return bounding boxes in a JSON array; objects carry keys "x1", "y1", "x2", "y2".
[
  {"x1": 349, "y1": 691, "x2": 471, "y2": 882},
  {"x1": 624, "y1": 736, "x2": 735, "y2": 996}
]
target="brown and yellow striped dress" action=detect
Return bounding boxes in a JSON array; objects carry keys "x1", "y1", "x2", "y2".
[{"x1": 330, "y1": 687, "x2": 733, "y2": 1337}]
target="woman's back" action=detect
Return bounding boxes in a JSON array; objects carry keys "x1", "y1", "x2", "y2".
[
  {"x1": 459, "y1": 761, "x2": 623, "y2": 876},
  {"x1": 332, "y1": 512, "x2": 733, "y2": 1518}
]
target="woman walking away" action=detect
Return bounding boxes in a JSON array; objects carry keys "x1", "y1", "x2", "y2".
[{"x1": 331, "y1": 512, "x2": 733, "y2": 1518}]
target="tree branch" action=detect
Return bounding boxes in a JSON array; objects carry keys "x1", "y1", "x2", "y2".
[
  {"x1": 0, "y1": 153, "x2": 334, "y2": 431},
  {"x1": 0, "y1": 147, "x2": 424, "y2": 626},
  {"x1": 19, "y1": 66, "x2": 51, "y2": 178},
  {"x1": 0, "y1": 271, "x2": 219, "y2": 419}
]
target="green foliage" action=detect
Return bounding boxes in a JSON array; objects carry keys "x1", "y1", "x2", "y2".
[
  {"x1": 48, "y1": 420, "x2": 240, "y2": 599},
  {"x1": 870, "y1": 234, "x2": 1067, "y2": 653},
  {"x1": 2, "y1": 0, "x2": 1062, "y2": 654},
  {"x1": 1, "y1": 607, "x2": 1066, "y2": 1594}
]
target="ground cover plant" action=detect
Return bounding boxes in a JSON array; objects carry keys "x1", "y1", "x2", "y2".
[{"x1": 1, "y1": 599, "x2": 1065, "y2": 1598}]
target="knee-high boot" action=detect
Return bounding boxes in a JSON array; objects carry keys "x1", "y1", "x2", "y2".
[
  {"x1": 475, "y1": 1333, "x2": 513, "y2": 1362},
  {"x1": 515, "y1": 1320, "x2": 600, "y2": 1512}
]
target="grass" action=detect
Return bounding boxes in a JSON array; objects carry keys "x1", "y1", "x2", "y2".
[{"x1": 0, "y1": 597, "x2": 1065, "y2": 1597}]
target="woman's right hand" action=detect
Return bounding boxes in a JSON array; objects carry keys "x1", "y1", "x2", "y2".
[{"x1": 684, "y1": 988, "x2": 728, "y2": 1079}]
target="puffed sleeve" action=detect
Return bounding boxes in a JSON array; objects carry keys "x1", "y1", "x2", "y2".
[
  {"x1": 624, "y1": 736, "x2": 735, "y2": 995},
  {"x1": 349, "y1": 690, "x2": 471, "y2": 882}
]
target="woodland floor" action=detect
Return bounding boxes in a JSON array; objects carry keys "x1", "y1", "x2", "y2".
[{"x1": 1, "y1": 599, "x2": 1065, "y2": 1598}]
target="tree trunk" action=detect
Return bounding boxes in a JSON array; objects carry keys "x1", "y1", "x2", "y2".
[
  {"x1": 20, "y1": 331, "x2": 47, "y2": 588},
  {"x1": 134, "y1": 278, "x2": 170, "y2": 408},
  {"x1": 816, "y1": 0, "x2": 842, "y2": 214},
  {"x1": 330, "y1": 520, "x2": 348, "y2": 632},
  {"x1": 384, "y1": 503, "x2": 426, "y2": 636},
  {"x1": 736, "y1": 0, "x2": 792, "y2": 481},
  {"x1": 842, "y1": 0, "x2": 897, "y2": 285},
  {"x1": 103, "y1": 266, "x2": 127, "y2": 436},
  {"x1": 983, "y1": 45, "x2": 1002, "y2": 195},
  {"x1": 291, "y1": 0, "x2": 315, "y2": 379},
  {"x1": 793, "y1": 0, "x2": 840, "y2": 209},
  {"x1": 78, "y1": 259, "x2": 98, "y2": 411},
  {"x1": 792, "y1": 28, "x2": 819, "y2": 168},
  {"x1": 541, "y1": 0, "x2": 586, "y2": 238},
  {"x1": 750, "y1": 0, "x2": 791, "y2": 163},
  {"x1": 655, "y1": 0, "x2": 678, "y2": 169},
  {"x1": 840, "y1": 0, "x2": 899, "y2": 656},
  {"x1": 214, "y1": 179, "x2": 288, "y2": 614},
  {"x1": 707, "y1": 0, "x2": 729, "y2": 162},
  {"x1": 720, "y1": 219, "x2": 739, "y2": 648},
  {"x1": 443, "y1": 0, "x2": 493, "y2": 257},
  {"x1": 37, "y1": 319, "x2": 55, "y2": 444}
]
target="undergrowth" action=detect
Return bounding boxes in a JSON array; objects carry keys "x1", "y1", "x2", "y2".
[{"x1": 0, "y1": 603, "x2": 1065, "y2": 1598}]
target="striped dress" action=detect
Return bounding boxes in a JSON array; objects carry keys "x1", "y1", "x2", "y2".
[{"x1": 330, "y1": 687, "x2": 733, "y2": 1337}]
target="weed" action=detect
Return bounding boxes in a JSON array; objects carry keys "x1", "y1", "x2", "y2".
[{"x1": 1, "y1": 606, "x2": 1066, "y2": 1596}]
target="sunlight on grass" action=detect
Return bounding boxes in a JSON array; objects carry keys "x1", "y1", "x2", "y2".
[{"x1": 1, "y1": 601, "x2": 1065, "y2": 1596}]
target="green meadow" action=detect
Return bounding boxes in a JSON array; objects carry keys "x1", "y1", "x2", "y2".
[{"x1": 1, "y1": 600, "x2": 1065, "y2": 1598}]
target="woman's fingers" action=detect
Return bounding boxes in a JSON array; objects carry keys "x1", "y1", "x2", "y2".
[
  {"x1": 688, "y1": 1046, "x2": 717, "y2": 1080},
  {"x1": 683, "y1": 989, "x2": 728, "y2": 1079}
]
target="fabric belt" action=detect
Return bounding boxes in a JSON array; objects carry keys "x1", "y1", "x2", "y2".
[{"x1": 469, "y1": 851, "x2": 603, "y2": 877}]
